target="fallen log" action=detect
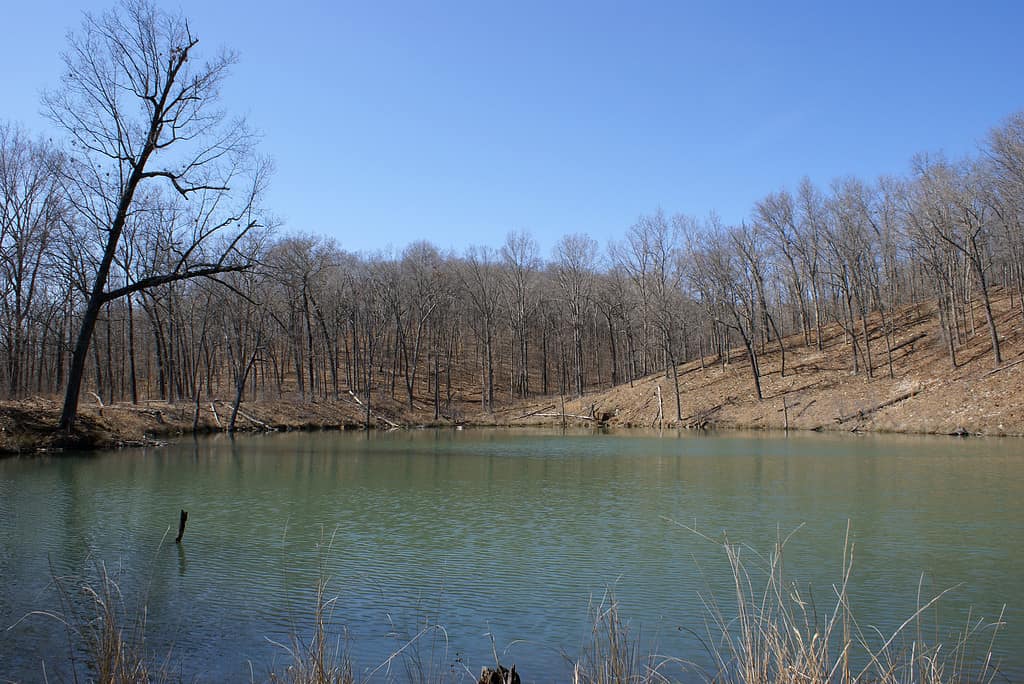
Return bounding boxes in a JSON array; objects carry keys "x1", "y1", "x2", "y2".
[
  {"x1": 890, "y1": 332, "x2": 927, "y2": 354},
  {"x1": 835, "y1": 389, "x2": 923, "y2": 424},
  {"x1": 982, "y1": 357, "x2": 1024, "y2": 378},
  {"x1": 515, "y1": 404, "x2": 556, "y2": 420},
  {"x1": 796, "y1": 398, "x2": 817, "y2": 418},
  {"x1": 346, "y1": 390, "x2": 401, "y2": 428},
  {"x1": 533, "y1": 412, "x2": 595, "y2": 421},
  {"x1": 681, "y1": 403, "x2": 723, "y2": 429},
  {"x1": 217, "y1": 401, "x2": 274, "y2": 430},
  {"x1": 107, "y1": 403, "x2": 165, "y2": 422}
]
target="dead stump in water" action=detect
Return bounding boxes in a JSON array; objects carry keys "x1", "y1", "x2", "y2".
[
  {"x1": 174, "y1": 509, "x2": 188, "y2": 543},
  {"x1": 479, "y1": 664, "x2": 519, "y2": 684}
]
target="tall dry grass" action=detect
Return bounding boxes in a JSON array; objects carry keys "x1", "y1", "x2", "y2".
[
  {"x1": 266, "y1": 573, "x2": 353, "y2": 684},
  {"x1": 669, "y1": 520, "x2": 1006, "y2": 684},
  {"x1": 570, "y1": 589, "x2": 688, "y2": 683},
  {"x1": 9, "y1": 560, "x2": 171, "y2": 683}
]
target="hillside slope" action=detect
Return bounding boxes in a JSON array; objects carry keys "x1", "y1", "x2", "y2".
[{"x1": 512, "y1": 289, "x2": 1024, "y2": 436}]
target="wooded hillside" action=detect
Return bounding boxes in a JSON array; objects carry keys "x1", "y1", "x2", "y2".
[{"x1": 4, "y1": 3, "x2": 1024, "y2": 444}]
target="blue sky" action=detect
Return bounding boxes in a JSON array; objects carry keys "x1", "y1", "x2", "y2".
[{"x1": 3, "y1": 1, "x2": 1023, "y2": 257}]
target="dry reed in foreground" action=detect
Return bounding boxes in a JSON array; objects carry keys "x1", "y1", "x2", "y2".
[
  {"x1": 651, "y1": 520, "x2": 1007, "y2": 684},
  {"x1": 9, "y1": 560, "x2": 174, "y2": 683}
]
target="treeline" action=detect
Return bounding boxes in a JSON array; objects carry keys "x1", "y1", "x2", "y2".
[{"x1": 4, "y1": 111, "x2": 1024, "y2": 424}]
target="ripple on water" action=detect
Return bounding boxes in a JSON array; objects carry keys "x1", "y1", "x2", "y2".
[{"x1": 1, "y1": 429, "x2": 1022, "y2": 681}]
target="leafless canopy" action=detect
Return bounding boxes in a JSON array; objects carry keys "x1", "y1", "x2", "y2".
[{"x1": 46, "y1": 0, "x2": 271, "y2": 430}]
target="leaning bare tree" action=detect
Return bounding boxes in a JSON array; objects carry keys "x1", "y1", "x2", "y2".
[{"x1": 45, "y1": 0, "x2": 270, "y2": 431}]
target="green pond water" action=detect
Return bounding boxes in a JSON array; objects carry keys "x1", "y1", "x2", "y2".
[{"x1": 1, "y1": 428, "x2": 1022, "y2": 682}]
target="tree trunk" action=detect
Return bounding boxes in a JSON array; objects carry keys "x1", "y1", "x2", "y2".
[
  {"x1": 60, "y1": 288, "x2": 108, "y2": 431},
  {"x1": 971, "y1": 253, "x2": 1002, "y2": 366}
]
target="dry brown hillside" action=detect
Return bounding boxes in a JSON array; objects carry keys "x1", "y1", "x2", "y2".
[
  {"x1": 507, "y1": 287, "x2": 1024, "y2": 436},
  {"x1": 4, "y1": 288, "x2": 1024, "y2": 454}
]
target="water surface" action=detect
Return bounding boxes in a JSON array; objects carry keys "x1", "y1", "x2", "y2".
[{"x1": 1, "y1": 429, "x2": 1021, "y2": 681}]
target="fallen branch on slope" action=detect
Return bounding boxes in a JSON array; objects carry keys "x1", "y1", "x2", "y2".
[
  {"x1": 982, "y1": 357, "x2": 1024, "y2": 378},
  {"x1": 532, "y1": 412, "x2": 596, "y2": 421},
  {"x1": 217, "y1": 400, "x2": 274, "y2": 430},
  {"x1": 835, "y1": 389, "x2": 923, "y2": 425},
  {"x1": 515, "y1": 404, "x2": 556, "y2": 420}
]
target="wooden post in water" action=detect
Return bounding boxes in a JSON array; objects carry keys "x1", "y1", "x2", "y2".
[{"x1": 175, "y1": 510, "x2": 188, "y2": 543}]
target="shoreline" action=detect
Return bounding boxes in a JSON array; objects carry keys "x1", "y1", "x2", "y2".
[
  {"x1": 7, "y1": 292, "x2": 1024, "y2": 456},
  {"x1": 3, "y1": 392, "x2": 1022, "y2": 458}
]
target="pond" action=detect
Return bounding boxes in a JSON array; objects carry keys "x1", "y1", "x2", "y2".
[{"x1": 1, "y1": 428, "x2": 1022, "y2": 681}]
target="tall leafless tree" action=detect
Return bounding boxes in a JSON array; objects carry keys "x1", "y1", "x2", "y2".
[
  {"x1": 554, "y1": 233, "x2": 598, "y2": 398},
  {"x1": 46, "y1": 0, "x2": 270, "y2": 431}
]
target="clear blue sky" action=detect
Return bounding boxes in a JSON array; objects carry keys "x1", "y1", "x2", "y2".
[{"x1": 3, "y1": 1, "x2": 1023, "y2": 257}]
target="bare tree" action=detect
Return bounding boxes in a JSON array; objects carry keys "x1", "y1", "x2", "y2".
[
  {"x1": 826, "y1": 177, "x2": 882, "y2": 378},
  {"x1": 395, "y1": 241, "x2": 446, "y2": 410},
  {"x1": 984, "y1": 113, "x2": 1024, "y2": 321},
  {"x1": 795, "y1": 178, "x2": 827, "y2": 349},
  {"x1": 501, "y1": 230, "x2": 540, "y2": 399},
  {"x1": 553, "y1": 233, "x2": 597, "y2": 398},
  {"x1": 612, "y1": 217, "x2": 656, "y2": 376},
  {"x1": 755, "y1": 190, "x2": 810, "y2": 346},
  {"x1": 688, "y1": 222, "x2": 765, "y2": 401},
  {"x1": 45, "y1": 0, "x2": 269, "y2": 431},
  {"x1": 731, "y1": 222, "x2": 786, "y2": 379},
  {"x1": 0, "y1": 126, "x2": 65, "y2": 396},
  {"x1": 910, "y1": 154, "x2": 1002, "y2": 366},
  {"x1": 460, "y1": 246, "x2": 502, "y2": 412},
  {"x1": 638, "y1": 211, "x2": 686, "y2": 421}
]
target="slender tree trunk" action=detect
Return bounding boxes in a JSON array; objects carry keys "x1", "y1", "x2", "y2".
[
  {"x1": 766, "y1": 312, "x2": 786, "y2": 378},
  {"x1": 127, "y1": 295, "x2": 138, "y2": 404},
  {"x1": 970, "y1": 254, "x2": 1002, "y2": 366},
  {"x1": 859, "y1": 300, "x2": 874, "y2": 380},
  {"x1": 938, "y1": 294, "x2": 958, "y2": 368},
  {"x1": 60, "y1": 276, "x2": 112, "y2": 430},
  {"x1": 105, "y1": 309, "x2": 114, "y2": 401},
  {"x1": 541, "y1": 325, "x2": 549, "y2": 395},
  {"x1": 605, "y1": 310, "x2": 619, "y2": 387},
  {"x1": 229, "y1": 348, "x2": 259, "y2": 434},
  {"x1": 433, "y1": 350, "x2": 440, "y2": 420},
  {"x1": 812, "y1": 279, "x2": 824, "y2": 351},
  {"x1": 741, "y1": 331, "x2": 763, "y2": 401}
]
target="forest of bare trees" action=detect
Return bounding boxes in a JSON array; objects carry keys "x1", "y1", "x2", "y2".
[{"x1": 4, "y1": 3, "x2": 1024, "y2": 430}]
